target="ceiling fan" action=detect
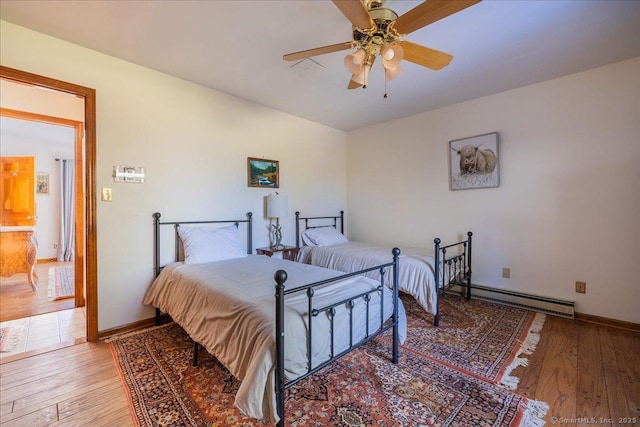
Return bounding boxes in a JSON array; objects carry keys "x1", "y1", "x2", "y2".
[{"x1": 283, "y1": 0, "x2": 481, "y2": 91}]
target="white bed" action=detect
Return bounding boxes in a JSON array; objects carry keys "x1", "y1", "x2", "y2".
[
  {"x1": 298, "y1": 240, "x2": 439, "y2": 314},
  {"x1": 144, "y1": 212, "x2": 406, "y2": 425},
  {"x1": 295, "y1": 211, "x2": 472, "y2": 326}
]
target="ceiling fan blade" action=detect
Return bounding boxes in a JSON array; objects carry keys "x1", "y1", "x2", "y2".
[
  {"x1": 283, "y1": 42, "x2": 353, "y2": 61},
  {"x1": 347, "y1": 78, "x2": 363, "y2": 90},
  {"x1": 394, "y1": 0, "x2": 481, "y2": 35},
  {"x1": 401, "y1": 40, "x2": 453, "y2": 70},
  {"x1": 332, "y1": 0, "x2": 375, "y2": 30}
]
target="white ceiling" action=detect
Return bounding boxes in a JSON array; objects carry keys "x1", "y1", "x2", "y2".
[
  {"x1": 1, "y1": 0, "x2": 639, "y2": 131},
  {"x1": 0, "y1": 116, "x2": 75, "y2": 150}
]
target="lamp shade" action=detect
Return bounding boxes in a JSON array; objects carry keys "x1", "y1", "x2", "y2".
[
  {"x1": 352, "y1": 64, "x2": 372, "y2": 86},
  {"x1": 381, "y1": 44, "x2": 404, "y2": 70},
  {"x1": 267, "y1": 193, "x2": 288, "y2": 218},
  {"x1": 384, "y1": 64, "x2": 403, "y2": 81},
  {"x1": 344, "y1": 49, "x2": 366, "y2": 74}
]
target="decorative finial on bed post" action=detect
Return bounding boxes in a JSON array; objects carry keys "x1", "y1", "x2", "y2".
[
  {"x1": 274, "y1": 269, "x2": 288, "y2": 286},
  {"x1": 153, "y1": 212, "x2": 161, "y2": 220}
]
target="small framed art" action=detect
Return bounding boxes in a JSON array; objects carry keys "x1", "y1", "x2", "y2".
[
  {"x1": 36, "y1": 172, "x2": 49, "y2": 194},
  {"x1": 449, "y1": 132, "x2": 499, "y2": 190},
  {"x1": 247, "y1": 157, "x2": 279, "y2": 188}
]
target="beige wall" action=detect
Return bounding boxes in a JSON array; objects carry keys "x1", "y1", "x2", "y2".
[
  {"x1": 1, "y1": 21, "x2": 348, "y2": 331},
  {"x1": 346, "y1": 57, "x2": 640, "y2": 323},
  {"x1": 3, "y1": 19, "x2": 638, "y2": 327}
]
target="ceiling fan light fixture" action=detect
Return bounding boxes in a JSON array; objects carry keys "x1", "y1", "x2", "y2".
[
  {"x1": 381, "y1": 44, "x2": 404, "y2": 70},
  {"x1": 344, "y1": 48, "x2": 367, "y2": 74},
  {"x1": 283, "y1": 0, "x2": 482, "y2": 92},
  {"x1": 384, "y1": 64, "x2": 403, "y2": 82},
  {"x1": 344, "y1": 56, "x2": 363, "y2": 75},
  {"x1": 352, "y1": 48, "x2": 366, "y2": 64},
  {"x1": 352, "y1": 64, "x2": 372, "y2": 86}
]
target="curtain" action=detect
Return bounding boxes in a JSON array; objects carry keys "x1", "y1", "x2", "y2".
[{"x1": 57, "y1": 159, "x2": 75, "y2": 262}]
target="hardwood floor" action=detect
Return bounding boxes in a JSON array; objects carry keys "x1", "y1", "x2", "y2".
[
  {"x1": 0, "y1": 342, "x2": 131, "y2": 426},
  {"x1": 0, "y1": 314, "x2": 638, "y2": 425},
  {"x1": 515, "y1": 315, "x2": 640, "y2": 425},
  {"x1": 0, "y1": 261, "x2": 76, "y2": 322}
]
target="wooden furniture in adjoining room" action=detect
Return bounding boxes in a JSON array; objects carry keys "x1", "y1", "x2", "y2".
[
  {"x1": 255, "y1": 245, "x2": 298, "y2": 261},
  {"x1": 0, "y1": 230, "x2": 38, "y2": 290}
]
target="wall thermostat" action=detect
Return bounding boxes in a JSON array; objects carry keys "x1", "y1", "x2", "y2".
[{"x1": 113, "y1": 165, "x2": 145, "y2": 183}]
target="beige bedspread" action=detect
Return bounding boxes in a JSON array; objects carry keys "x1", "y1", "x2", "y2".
[
  {"x1": 298, "y1": 242, "x2": 440, "y2": 315},
  {"x1": 143, "y1": 255, "x2": 405, "y2": 423}
]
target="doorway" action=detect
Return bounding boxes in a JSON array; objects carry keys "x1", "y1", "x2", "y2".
[{"x1": 0, "y1": 66, "x2": 97, "y2": 344}]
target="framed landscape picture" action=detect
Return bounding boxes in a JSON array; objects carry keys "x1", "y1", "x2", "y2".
[
  {"x1": 247, "y1": 157, "x2": 279, "y2": 188},
  {"x1": 449, "y1": 132, "x2": 499, "y2": 190}
]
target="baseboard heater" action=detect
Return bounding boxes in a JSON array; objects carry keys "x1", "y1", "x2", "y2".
[{"x1": 450, "y1": 283, "x2": 575, "y2": 319}]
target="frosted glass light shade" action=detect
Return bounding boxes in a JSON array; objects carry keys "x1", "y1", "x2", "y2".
[
  {"x1": 344, "y1": 49, "x2": 366, "y2": 74},
  {"x1": 381, "y1": 45, "x2": 404, "y2": 70},
  {"x1": 352, "y1": 64, "x2": 372, "y2": 85},
  {"x1": 267, "y1": 194, "x2": 288, "y2": 218},
  {"x1": 384, "y1": 65, "x2": 403, "y2": 81}
]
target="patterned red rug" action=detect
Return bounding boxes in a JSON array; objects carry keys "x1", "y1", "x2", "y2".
[
  {"x1": 110, "y1": 294, "x2": 548, "y2": 426},
  {"x1": 400, "y1": 293, "x2": 545, "y2": 389}
]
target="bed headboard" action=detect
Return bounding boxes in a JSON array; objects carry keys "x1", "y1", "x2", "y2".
[
  {"x1": 294, "y1": 211, "x2": 344, "y2": 249},
  {"x1": 152, "y1": 211, "x2": 253, "y2": 277}
]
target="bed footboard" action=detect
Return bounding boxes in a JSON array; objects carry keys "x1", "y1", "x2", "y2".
[
  {"x1": 433, "y1": 232, "x2": 472, "y2": 326},
  {"x1": 274, "y1": 247, "x2": 401, "y2": 427}
]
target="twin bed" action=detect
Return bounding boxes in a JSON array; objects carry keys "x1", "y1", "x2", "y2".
[
  {"x1": 143, "y1": 212, "x2": 406, "y2": 425},
  {"x1": 295, "y1": 211, "x2": 473, "y2": 326},
  {"x1": 143, "y1": 209, "x2": 473, "y2": 425}
]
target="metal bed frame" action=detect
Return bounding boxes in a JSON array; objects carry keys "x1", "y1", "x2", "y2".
[
  {"x1": 295, "y1": 211, "x2": 473, "y2": 326},
  {"x1": 151, "y1": 211, "x2": 401, "y2": 426}
]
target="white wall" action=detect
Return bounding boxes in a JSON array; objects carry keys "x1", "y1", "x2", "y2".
[
  {"x1": 346, "y1": 57, "x2": 640, "y2": 323},
  {"x1": 0, "y1": 118, "x2": 75, "y2": 259},
  {"x1": 1, "y1": 21, "x2": 348, "y2": 331},
  {"x1": 3, "y1": 20, "x2": 637, "y2": 326},
  {"x1": 1, "y1": 80, "x2": 82, "y2": 260}
]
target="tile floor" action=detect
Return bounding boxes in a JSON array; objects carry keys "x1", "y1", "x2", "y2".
[{"x1": 0, "y1": 307, "x2": 86, "y2": 360}]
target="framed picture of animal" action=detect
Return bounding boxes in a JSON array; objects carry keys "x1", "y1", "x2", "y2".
[{"x1": 449, "y1": 132, "x2": 499, "y2": 190}]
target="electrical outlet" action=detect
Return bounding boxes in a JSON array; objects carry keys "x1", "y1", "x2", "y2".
[
  {"x1": 502, "y1": 267, "x2": 510, "y2": 278},
  {"x1": 101, "y1": 187, "x2": 112, "y2": 202},
  {"x1": 575, "y1": 281, "x2": 586, "y2": 294},
  {"x1": 53, "y1": 242, "x2": 58, "y2": 249}
]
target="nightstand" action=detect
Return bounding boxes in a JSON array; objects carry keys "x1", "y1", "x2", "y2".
[{"x1": 256, "y1": 245, "x2": 298, "y2": 261}]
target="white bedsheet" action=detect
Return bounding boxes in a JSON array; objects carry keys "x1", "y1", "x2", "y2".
[
  {"x1": 298, "y1": 241, "x2": 440, "y2": 316},
  {"x1": 143, "y1": 255, "x2": 406, "y2": 423}
]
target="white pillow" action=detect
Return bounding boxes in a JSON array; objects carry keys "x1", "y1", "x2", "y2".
[
  {"x1": 301, "y1": 227, "x2": 349, "y2": 247},
  {"x1": 178, "y1": 225, "x2": 247, "y2": 264}
]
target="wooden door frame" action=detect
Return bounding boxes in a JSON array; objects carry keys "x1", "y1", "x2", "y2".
[
  {"x1": 0, "y1": 66, "x2": 98, "y2": 341},
  {"x1": 0, "y1": 108, "x2": 85, "y2": 308}
]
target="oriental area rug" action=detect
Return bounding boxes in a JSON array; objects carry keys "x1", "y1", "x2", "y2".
[
  {"x1": 0, "y1": 327, "x2": 10, "y2": 352},
  {"x1": 110, "y1": 294, "x2": 548, "y2": 426},
  {"x1": 47, "y1": 264, "x2": 75, "y2": 300}
]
